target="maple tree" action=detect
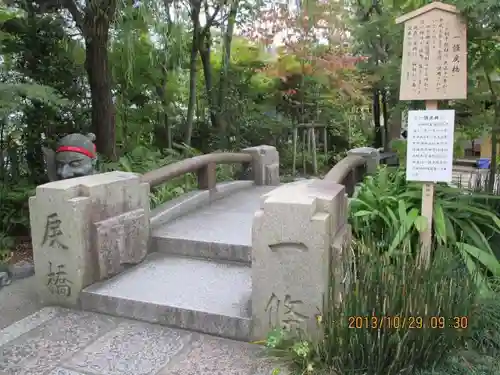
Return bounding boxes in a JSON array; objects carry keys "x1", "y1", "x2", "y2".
[{"x1": 242, "y1": 0, "x2": 369, "y2": 125}]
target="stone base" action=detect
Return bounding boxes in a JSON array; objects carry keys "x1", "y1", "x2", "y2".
[{"x1": 81, "y1": 253, "x2": 252, "y2": 341}]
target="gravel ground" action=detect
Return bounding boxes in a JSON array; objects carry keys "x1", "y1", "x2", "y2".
[{"x1": 0, "y1": 276, "x2": 44, "y2": 330}]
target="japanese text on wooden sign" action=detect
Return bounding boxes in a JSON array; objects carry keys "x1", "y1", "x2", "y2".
[
  {"x1": 399, "y1": 9, "x2": 467, "y2": 100},
  {"x1": 406, "y1": 110, "x2": 455, "y2": 183}
]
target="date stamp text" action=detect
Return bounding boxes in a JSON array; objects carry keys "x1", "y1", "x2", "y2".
[{"x1": 348, "y1": 315, "x2": 469, "y2": 329}]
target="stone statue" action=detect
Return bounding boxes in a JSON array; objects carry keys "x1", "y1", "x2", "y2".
[{"x1": 43, "y1": 133, "x2": 97, "y2": 181}]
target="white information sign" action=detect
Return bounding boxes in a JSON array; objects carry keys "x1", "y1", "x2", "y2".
[{"x1": 406, "y1": 109, "x2": 455, "y2": 183}]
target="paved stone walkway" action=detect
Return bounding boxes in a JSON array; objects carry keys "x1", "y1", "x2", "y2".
[
  {"x1": 0, "y1": 277, "x2": 43, "y2": 330},
  {"x1": 0, "y1": 307, "x2": 288, "y2": 375}
]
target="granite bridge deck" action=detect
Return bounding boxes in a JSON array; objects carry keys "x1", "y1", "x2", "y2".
[{"x1": 80, "y1": 183, "x2": 277, "y2": 341}]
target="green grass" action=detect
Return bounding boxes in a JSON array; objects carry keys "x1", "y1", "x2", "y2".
[{"x1": 263, "y1": 242, "x2": 500, "y2": 375}]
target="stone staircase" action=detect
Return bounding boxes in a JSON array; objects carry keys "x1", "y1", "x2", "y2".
[{"x1": 80, "y1": 185, "x2": 275, "y2": 341}]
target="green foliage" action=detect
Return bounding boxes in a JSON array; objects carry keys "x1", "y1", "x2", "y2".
[
  {"x1": 417, "y1": 282, "x2": 500, "y2": 375},
  {"x1": 0, "y1": 82, "x2": 67, "y2": 119},
  {"x1": 0, "y1": 0, "x2": 370, "y2": 242},
  {"x1": 390, "y1": 139, "x2": 407, "y2": 163},
  {"x1": 264, "y1": 247, "x2": 490, "y2": 375},
  {"x1": 417, "y1": 355, "x2": 500, "y2": 375},
  {"x1": 0, "y1": 182, "x2": 33, "y2": 233},
  {"x1": 100, "y1": 144, "x2": 235, "y2": 209},
  {"x1": 0, "y1": 181, "x2": 32, "y2": 264},
  {"x1": 0, "y1": 233, "x2": 14, "y2": 265},
  {"x1": 0, "y1": 181, "x2": 35, "y2": 255},
  {"x1": 1, "y1": 0, "x2": 500, "y2": 373},
  {"x1": 350, "y1": 166, "x2": 500, "y2": 289}
]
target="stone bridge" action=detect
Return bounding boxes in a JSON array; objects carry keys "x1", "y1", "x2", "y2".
[{"x1": 27, "y1": 145, "x2": 389, "y2": 342}]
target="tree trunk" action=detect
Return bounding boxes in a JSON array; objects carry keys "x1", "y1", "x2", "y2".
[
  {"x1": 486, "y1": 72, "x2": 498, "y2": 193},
  {"x1": 199, "y1": 34, "x2": 220, "y2": 131},
  {"x1": 185, "y1": 30, "x2": 199, "y2": 146},
  {"x1": 25, "y1": 108, "x2": 45, "y2": 184},
  {"x1": 165, "y1": 107, "x2": 172, "y2": 149},
  {"x1": 84, "y1": 23, "x2": 116, "y2": 160},
  {"x1": 488, "y1": 103, "x2": 500, "y2": 193},
  {"x1": 153, "y1": 110, "x2": 171, "y2": 150},
  {"x1": 216, "y1": 1, "x2": 238, "y2": 148},
  {"x1": 154, "y1": 83, "x2": 172, "y2": 149},
  {"x1": 381, "y1": 88, "x2": 389, "y2": 151},
  {"x1": 153, "y1": 105, "x2": 171, "y2": 150},
  {"x1": 372, "y1": 88, "x2": 382, "y2": 148},
  {"x1": 217, "y1": 0, "x2": 239, "y2": 111}
]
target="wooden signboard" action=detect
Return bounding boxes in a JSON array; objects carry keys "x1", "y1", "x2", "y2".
[
  {"x1": 396, "y1": 2, "x2": 467, "y2": 268},
  {"x1": 397, "y1": 2, "x2": 467, "y2": 101}
]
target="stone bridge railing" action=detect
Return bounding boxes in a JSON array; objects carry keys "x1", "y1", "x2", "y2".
[
  {"x1": 29, "y1": 145, "x2": 280, "y2": 307},
  {"x1": 28, "y1": 143, "x2": 380, "y2": 340},
  {"x1": 142, "y1": 146, "x2": 280, "y2": 229},
  {"x1": 250, "y1": 147, "x2": 380, "y2": 339},
  {"x1": 141, "y1": 145, "x2": 279, "y2": 189}
]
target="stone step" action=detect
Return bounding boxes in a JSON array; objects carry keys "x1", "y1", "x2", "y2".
[
  {"x1": 149, "y1": 186, "x2": 276, "y2": 265},
  {"x1": 81, "y1": 252, "x2": 252, "y2": 341},
  {"x1": 151, "y1": 233, "x2": 251, "y2": 265}
]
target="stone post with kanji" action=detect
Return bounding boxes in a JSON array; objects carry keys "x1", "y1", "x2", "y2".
[
  {"x1": 251, "y1": 178, "x2": 352, "y2": 341},
  {"x1": 29, "y1": 171, "x2": 150, "y2": 307}
]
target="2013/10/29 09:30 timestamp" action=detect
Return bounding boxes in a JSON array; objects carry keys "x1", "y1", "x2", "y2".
[{"x1": 348, "y1": 316, "x2": 469, "y2": 329}]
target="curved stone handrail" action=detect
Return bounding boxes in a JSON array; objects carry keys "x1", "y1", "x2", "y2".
[
  {"x1": 324, "y1": 154, "x2": 366, "y2": 183},
  {"x1": 141, "y1": 152, "x2": 252, "y2": 190},
  {"x1": 322, "y1": 147, "x2": 395, "y2": 196},
  {"x1": 140, "y1": 145, "x2": 280, "y2": 192},
  {"x1": 324, "y1": 154, "x2": 368, "y2": 196}
]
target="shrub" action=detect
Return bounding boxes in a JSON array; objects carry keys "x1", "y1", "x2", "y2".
[
  {"x1": 0, "y1": 180, "x2": 35, "y2": 254},
  {"x1": 417, "y1": 281, "x2": 500, "y2": 375},
  {"x1": 0, "y1": 181, "x2": 34, "y2": 237},
  {"x1": 265, "y1": 243, "x2": 480, "y2": 375},
  {"x1": 0, "y1": 233, "x2": 14, "y2": 265},
  {"x1": 349, "y1": 166, "x2": 500, "y2": 289},
  {"x1": 417, "y1": 354, "x2": 500, "y2": 375}
]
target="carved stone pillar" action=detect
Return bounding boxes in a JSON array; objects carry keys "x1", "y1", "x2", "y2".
[
  {"x1": 29, "y1": 171, "x2": 150, "y2": 307},
  {"x1": 348, "y1": 147, "x2": 381, "y2": 174},
  {"x1": 243, "y1": 145, "x2": 280, "y2": 186},
  {"x1": 251, "y1": 179, "x2": 352, "y2": 341}
]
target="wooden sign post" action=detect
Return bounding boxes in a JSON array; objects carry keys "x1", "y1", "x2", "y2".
[{"x1": 396, "y1": 2, "x2": 467, "y2": 267}]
